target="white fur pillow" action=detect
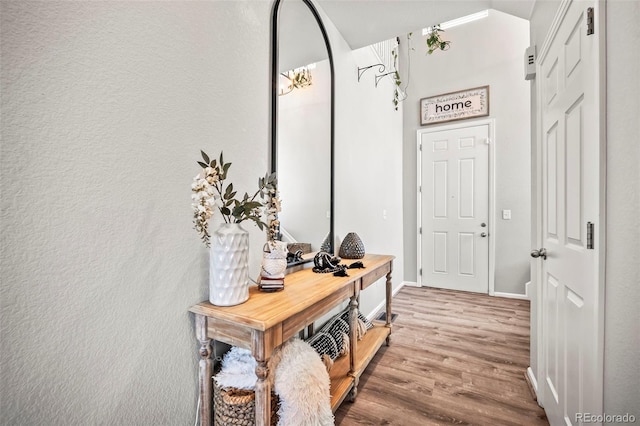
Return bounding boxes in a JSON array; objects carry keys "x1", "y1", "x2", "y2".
[
  {"x1": 274, "y1": 339, "x2": 334, "y2": 426},
  {"x1": 213, "y1": 346, "x2": 258, "y2": 390}
]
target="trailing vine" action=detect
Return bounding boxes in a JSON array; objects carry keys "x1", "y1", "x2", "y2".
[
  {"x1": 391, "y1": 45, "x2": 402, "y2": 110},
  {"x1": 390, "y1": 26, "x2": 450, "y2": 110},
  {"x1": 391, "y1": 33, "x2": 413, "y2": 110}
]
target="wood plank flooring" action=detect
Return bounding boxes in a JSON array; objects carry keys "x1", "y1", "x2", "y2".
[{"x1": 334, "y1": 286, "x2": 548, "y2": 426}]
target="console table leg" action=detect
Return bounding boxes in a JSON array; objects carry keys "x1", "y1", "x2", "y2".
[
  {"x1": 385, "y1": 268, "x2": 393, "y2": 346},
  {"x1": 253, "y1": 328, "x2": 278, "y2": 426},
  {"x1": 348, "y1": 294, "x2": 358, "y2": 377},
  {"x1": 195, "y1": 314, "x2": 212, "y2": 426},
  {"x1": 254, "y1": 360, "x2": 270, "y2": 426},
  {"x1": 348, "y1": 376, "x2": 359, "y2": 402},
  {"x1": 348, "y1": 294, "x2": 359, "y2": 401}
]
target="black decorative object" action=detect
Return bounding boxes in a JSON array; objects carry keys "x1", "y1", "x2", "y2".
[
  {"x1": 286, "y1": 250, "x2": 304, "y2": 264},
  {"x1": 313, "y1": 252, "x2": 343, "y2": 273},
  {"x1": 339, "y1": 232, "x2": 365, "y2": 259}
]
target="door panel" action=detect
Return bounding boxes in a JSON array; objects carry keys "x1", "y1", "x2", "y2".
[
  {"x1": 433, "y1": 232, "x2": 447, "y2": 273},
  {"x1": 419, "y1": 124, "x2": 489, "y2": 293},
  {"x1": 433, "y1": 161, "x2": 448, "y2": 217},
  {"x1": 546, "y1": 123, "x2": 558, "y2": 238},
  {"x1": 545, "y1": 273, "x2": 560, "y2": 403},
  {"x1": 565, "y1": 98, "x2": 583, "y2": 244},
  {"x1": 459, "y1": 158, "x2": 475, "y2": 218}
]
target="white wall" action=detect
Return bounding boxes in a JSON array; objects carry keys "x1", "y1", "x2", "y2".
[
  {"x1": 401, "y1": 10, "x2": 531, "y2": 295},
  {"x1": 528, "y1": 0, "x2": 640, "y2": 420},
  {"x1": 0, "y1": 1, "x2": 271, "y2": 424},
  {"x1": 603, "y1": 0, "x2": 640, "y2": 419},
  {"x1": 316, "y1": 4, "x2": 405, "y2": 316},
  {"x1": 0, "y1": 1, "x2": 404, "y2": 423}
]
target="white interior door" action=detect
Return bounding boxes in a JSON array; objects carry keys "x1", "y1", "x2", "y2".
[
  {"x1": 537, "y1": 0, "x2": 604, "y2": 424},
  {"x1": 419, "y1": 123, "x2": 489, "y2": 294}
]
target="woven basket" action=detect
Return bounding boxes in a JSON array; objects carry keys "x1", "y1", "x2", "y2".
[{"x1": 214, "y1": 380, "x2": 279, "y2": 426}]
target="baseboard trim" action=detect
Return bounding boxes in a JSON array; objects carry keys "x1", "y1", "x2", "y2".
[
  {"x1": 394, "y1": 282, "x2": 408, "y2": 295},
  {"x1": 526, "y1": 367, "x2": 540, "y2": 402},
  {"x1": 493, "y1": 291, "x2": 528, "y2": 300},
  {"x1": 403, "y1": 281, "x2": 418, "y2": 287},
  {"x1": 366, "y1": 281, "x2": 407, "y2": 321}
]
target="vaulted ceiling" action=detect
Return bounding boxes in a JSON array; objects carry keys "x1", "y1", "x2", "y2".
[{"x1": 317, "y1": 0, "x2": 535, "y2": 49}]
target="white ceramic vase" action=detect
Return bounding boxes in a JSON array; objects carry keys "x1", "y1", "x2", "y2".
[{"x1": 209, "y1": 223, "x2": 250, "y2": 306}]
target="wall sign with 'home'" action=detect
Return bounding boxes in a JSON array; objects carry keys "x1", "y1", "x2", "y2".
[{"x1": 420, "y1": 86, "x2": 489, "y2": 126}]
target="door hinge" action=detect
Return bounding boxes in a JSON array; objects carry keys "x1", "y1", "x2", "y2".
[
  {"x1": 419, "y1": 268, "x2": 422, "y2": 276},
  {"x1": 587, "y1": 7, "x2": 595, "y2": 35},
  {"x1": 419, "y1": 185, "x2": 422, "y2": 193},
  {"x1": 587, "y1": 222, "x2": 594, "y2": 249},
  {"x1": 419, "y1": 227, "x2": 422, "y2": 234},
  {"x1": 419, "y1": 143, "x2": 423, "y2": 151}
]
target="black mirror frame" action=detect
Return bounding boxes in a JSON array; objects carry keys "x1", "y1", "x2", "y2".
[{"x1": 269, "y1": 0, "x2": 335, "y2": 254}]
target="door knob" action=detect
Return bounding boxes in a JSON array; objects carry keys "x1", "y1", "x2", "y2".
[
  {"x1": 530, "y1": 248, "x2": 547, "y2": 260},
  {"x1": 480, "y1": 232, "x2": 487, "y2": 237},
  {"x1": 480, "y1": 222, "x2": 487, "y2": 227}
]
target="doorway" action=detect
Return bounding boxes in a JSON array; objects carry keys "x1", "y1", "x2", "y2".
[{"x1": 417, "y1": 120, "x2": 494, "y2": 294}]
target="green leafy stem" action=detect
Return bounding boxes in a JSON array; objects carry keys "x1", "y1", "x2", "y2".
[{"x1": 198, "y1": 151, "x2": 277, "y2": 231}]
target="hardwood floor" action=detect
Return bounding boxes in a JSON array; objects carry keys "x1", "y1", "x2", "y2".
[{"x1": 334, "y1": 286, "x2": 548, "y2": 426}]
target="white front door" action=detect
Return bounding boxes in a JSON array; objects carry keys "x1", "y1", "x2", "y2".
[
  {"x1": 537, "y1": 0, "x2": 604, "y2": 424},
  {"x1": 418, "y1": 123, "x2": 489, "y2": 294}
]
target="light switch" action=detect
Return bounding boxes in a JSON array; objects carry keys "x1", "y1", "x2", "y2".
[{"x1": 502, "y1": 209, "x2": 512, "y2": 220}]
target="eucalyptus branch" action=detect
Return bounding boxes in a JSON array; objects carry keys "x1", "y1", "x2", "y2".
[{"x1": 191, "y1": 150, "x2": 280, "y2": 247}]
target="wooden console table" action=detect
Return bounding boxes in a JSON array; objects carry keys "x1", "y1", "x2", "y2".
[{"x1": 189, "y1": 253, "x2": 394, "y2": 426}]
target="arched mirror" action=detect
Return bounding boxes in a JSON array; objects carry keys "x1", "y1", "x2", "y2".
[{"x1": 270, "y1": 0, "x2": 335, "y2": 258}]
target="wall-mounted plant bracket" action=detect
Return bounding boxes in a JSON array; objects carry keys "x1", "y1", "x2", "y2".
[
  {"x1": 375, "y1": 71, "x2": 396, "y2": 88},
  {"x1": 357, "y1": 63, "x2": 386, "y2": 82}
]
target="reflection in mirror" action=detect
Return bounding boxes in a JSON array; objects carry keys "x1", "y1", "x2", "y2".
[{"x1": 271, "y1": 0, "x2": 334, "y2": 258}]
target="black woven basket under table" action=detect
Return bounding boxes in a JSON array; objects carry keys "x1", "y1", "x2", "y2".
[{"x1": 213, "y1": 379, "x2": 279, "y2": 426}]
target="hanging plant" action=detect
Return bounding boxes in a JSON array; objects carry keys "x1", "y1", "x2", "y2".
[{"x1": 426, "y1": 25, "x2": 451, "y2": 54}]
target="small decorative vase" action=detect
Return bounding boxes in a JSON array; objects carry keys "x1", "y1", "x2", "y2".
[
  {"x1": 339, "y1": 232, "x2": 365, "y2": 259},
  {"x1": 209, "y1": 223, "x2": 250, "y2": 306},
  {"x1": 261, "y1": 240, "x2": 288, "y2": 279}
]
